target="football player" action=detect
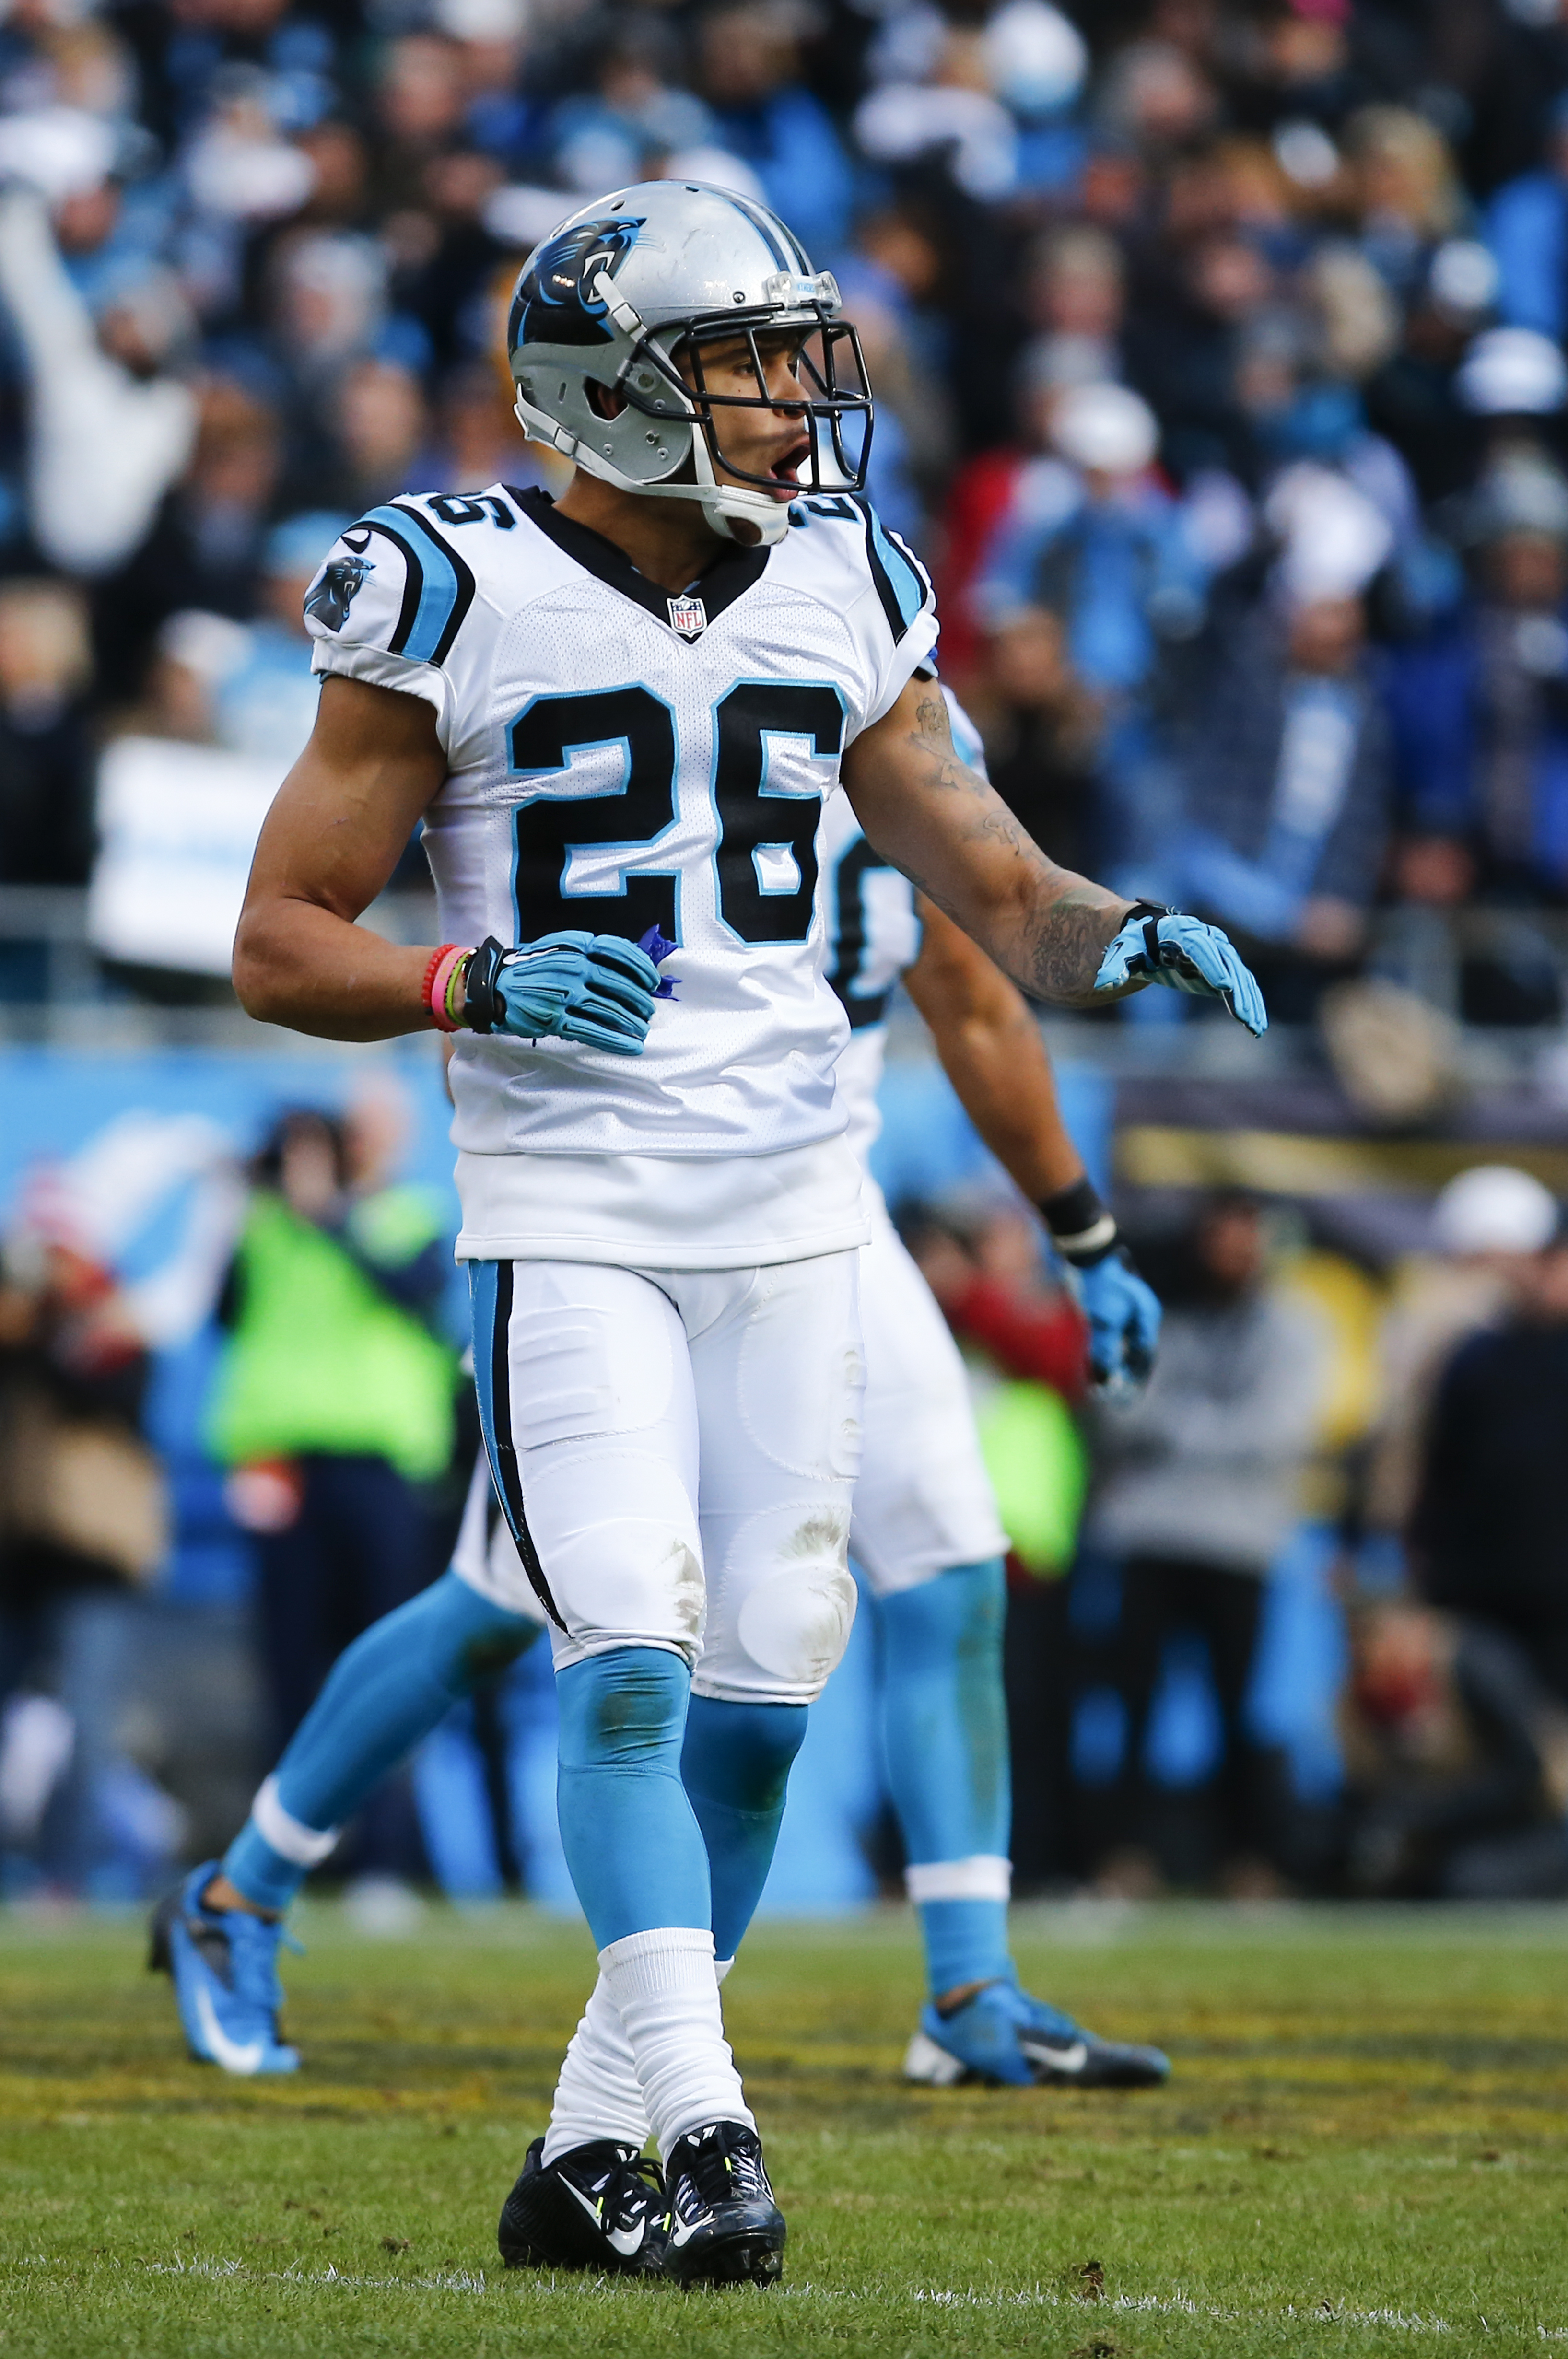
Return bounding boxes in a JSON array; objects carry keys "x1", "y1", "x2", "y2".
[
  {"x1": 151, "y1": 183, "x2": 1264, "y2": 2287},
  {"x1": 821, "y1": 694, "x2": 1171, "y2": 2092}
]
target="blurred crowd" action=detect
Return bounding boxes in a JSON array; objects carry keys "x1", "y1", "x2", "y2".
[
  {"x1": 903, "y1": 1161, "x2": 1568, "y2": 1902},
  {"x1": 9, "y1": 1075, "x2": 1568, "y2": 1907},
  {"x1": 10, "y1": 0, "x2": 1568, "y2": 1017},
  {"x1": 0, "y1": 1086, "x2": 475, "y2": 1900}
]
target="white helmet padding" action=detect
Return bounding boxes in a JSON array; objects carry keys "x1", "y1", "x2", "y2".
[{"x1": 506, "y1": 180, "x2": 874, "y2": 546}]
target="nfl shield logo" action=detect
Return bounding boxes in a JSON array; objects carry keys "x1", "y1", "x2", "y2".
[{"x1": 667, "y1": 594, "x2": 707, "y2": 639}]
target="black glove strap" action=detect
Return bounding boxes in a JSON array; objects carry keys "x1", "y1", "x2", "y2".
[
  {"x1": 463, "y1": 936, "x2": 507, "y2": 1034},
  {"x1": 1040, "y1": 1175, "x2": 1119, "y2": 1267},
  {"x1": 1125, "y1": 899, "x2": 1172, "y2": 972}
]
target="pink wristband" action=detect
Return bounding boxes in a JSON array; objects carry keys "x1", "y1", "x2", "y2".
[{"x1": 425, "y1": 944, "x2": 468, "y2": 1033}]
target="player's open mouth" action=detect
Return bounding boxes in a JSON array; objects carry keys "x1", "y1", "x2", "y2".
[{"x1": 769, "y1": 441, "x2": 812, "y2": 496}]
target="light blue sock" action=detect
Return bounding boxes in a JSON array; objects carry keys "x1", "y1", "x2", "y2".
[
  {"x1": 876, "y1": 1558, "x2": 1015, "y2": 2000},
  {"x1": 681, "y1": 1696, "x2": 808, "y2": 1962},
  {"x1": 222, "y1": 1572, "x2": 541, "y2": 1913},
  {"x1": 554, "y1": 1647, "x2": 711, "y2": 1950}
]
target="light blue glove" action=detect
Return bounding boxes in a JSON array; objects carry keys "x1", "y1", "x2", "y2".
[
  {"x1": 1069, "y1": 1247, "x2": 1163, "y2": 1395},
  {"x1": 1094, "y1": 904, "x2": 1267, "y2": 1037},
  {"x1": 469, "y1": 931, "x2": 661, "y2": 1056}
]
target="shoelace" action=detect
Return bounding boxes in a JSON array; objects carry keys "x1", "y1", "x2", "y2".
[
  {"x1": 601, "y1": 2151, "x2": 668, "y2": 2231},
  {"x1": 675, "y1": 2127, "x2": 771, "y2": 2214}
]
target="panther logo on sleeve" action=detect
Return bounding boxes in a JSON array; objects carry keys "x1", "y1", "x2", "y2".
[{"x1": 304, "y1": 553, "x2": 374, "y2": 634}]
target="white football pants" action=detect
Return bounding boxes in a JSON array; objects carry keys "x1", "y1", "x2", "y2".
[
  {"x1": 468, "y1": 1251, "x2": 864, "y2": 1705},
  {"x1": 849, "y1": 1197, "x2": 1007, "y2": 1596}
]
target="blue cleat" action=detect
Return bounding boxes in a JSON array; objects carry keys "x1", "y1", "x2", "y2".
[
  {"x1": 903, "y1": 1975, "x2": 1170, "y2": 2091},
  {"x1": 149, "y1": 1863, "x2": 301, "y2": 2075}
]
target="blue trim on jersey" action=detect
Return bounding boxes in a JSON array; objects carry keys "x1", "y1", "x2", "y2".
[
  {"x1": 506, "y1": 687, "x2": 687, "y2": 944},
  {"x1": 792, "y1": 494, "x2": 860, "y2": 527},
  {"x1": 866, "y1": 505, "x2": 928, "y2": 635},
  {"x1": 703, "y1": 678, "x2": 846, "y2": 950},
  {"x1": 359, "y1": 503, "x2": 465, "y2": 666},
  {"x1": 788, "y1": 487, "x2": 932, "y2": 653},
  {"x1": 886, "y1": 516, "x2": 934, "y2": 597}
]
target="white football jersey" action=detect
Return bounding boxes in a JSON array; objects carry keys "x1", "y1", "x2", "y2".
[
  {"x1": 824, "y1": 687, "x2": 987, "y2": 1169},
  {"x1": 304, "y1": 482, "x2": 937, "y2": 1261}
]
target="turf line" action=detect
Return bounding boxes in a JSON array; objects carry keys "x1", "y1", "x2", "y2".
[
  {"x1": 908, "y1": 2289, "x2": 1457, "y2": 2333},
  {"x1": 122, "y1": 2253, "x2": 1568, "y2": 2337},
  {"x1": 148, "y1": 2256, "x2": 490, "y2": 2293}
]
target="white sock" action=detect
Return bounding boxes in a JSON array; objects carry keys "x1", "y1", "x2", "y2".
[
  {"x1": 540, "y1": 1955, "x2": 740, "y2": 2167},
  {"x1": 597, "y1": 1927, "x2": 753, "y2": 2162},
  {"x1": 542, "y1": 1971, "x2": 649, "y2": 2165}
]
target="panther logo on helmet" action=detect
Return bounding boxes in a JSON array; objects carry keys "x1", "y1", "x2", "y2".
[{"x1": 509, "y1": 215, "x2": 644, "y2": 351}]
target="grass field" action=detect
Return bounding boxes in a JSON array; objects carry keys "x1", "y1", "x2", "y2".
[{"x1": 3, "y1": 1902, "x2": 1567, "y2": 2358}]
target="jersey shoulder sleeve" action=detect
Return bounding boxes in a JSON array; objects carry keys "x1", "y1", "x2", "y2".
[
  {"x1": 304, "y1": 494, "x2": 504, "y2": 745},
  {"x1": 785, "y1": 493, "x2": 939, "y2": 731}
]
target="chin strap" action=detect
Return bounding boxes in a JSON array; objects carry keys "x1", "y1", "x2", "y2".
[
  {"x1": 686, "y1": 430, "x2": 794, "y2": 545},
  {"x1": 513, "y1": 390, "x2": 793, "y2": 545}
]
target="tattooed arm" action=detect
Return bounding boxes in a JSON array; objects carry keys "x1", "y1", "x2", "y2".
[{"x1": 840, "y1": 674, "x2": 1133, "y2": 1005}]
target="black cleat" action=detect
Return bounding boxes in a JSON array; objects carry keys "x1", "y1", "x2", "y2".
[
  {"x1": 663, "y1": 2120, "x2": 785, "y2": 2289},
  {"x1": 497, "y1": 2137, "x2": 669, "y2": 2276}
]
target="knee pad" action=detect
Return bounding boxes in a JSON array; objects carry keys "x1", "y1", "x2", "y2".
[
  {"x1": 695, "y1": 1501, "x2": 860, "y2": 1702},
  {"x1": 706, "y1": 1506, "x2": 858, "y2": 1699},
  {"x1": 524, "y1": 1447, "x2": 707, "y2": 1664},
  {"x1": 736, "y1": 1561, "x2": 857, "y2": 1693}
]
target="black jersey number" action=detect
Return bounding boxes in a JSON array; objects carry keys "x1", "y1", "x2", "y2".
[
  {"x1": 826, "y1": 836, "x2": 907, "y2": 1030},
  {"x1": 509, "y1": 688, "x2": 680, "y2": 941},
  {"x1": 713, "y1": 682, "x2": 844, "y2": 945},
  {"x1": 507, "y1": 682, "x2": 845, "y2": 947},
  {"x1": 426, "y1": 493, "x2": 514, "y2": 528}
]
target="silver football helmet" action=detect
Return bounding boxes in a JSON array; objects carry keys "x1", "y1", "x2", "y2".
[{"x1": 506, "y1": 180, "x2": 873, "y2": 546}]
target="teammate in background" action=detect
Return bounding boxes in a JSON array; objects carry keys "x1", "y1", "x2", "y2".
[
  {"x1": 822, "y1": 694, "x2": 1169, "y2": 2090},
  {"x1": 152, "y1": 183, "x2": 1264, "y2": 2288}
]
